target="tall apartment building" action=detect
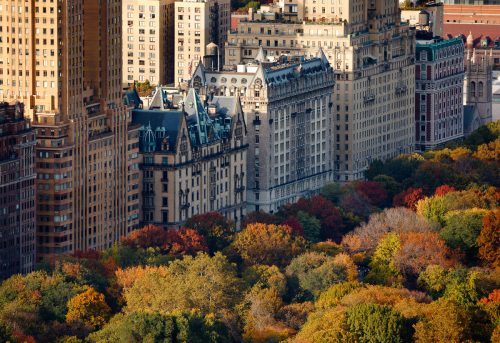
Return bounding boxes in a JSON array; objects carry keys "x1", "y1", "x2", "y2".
[
  {"x1": 225, "y1": 0, "x2": 416, "y2": 181},
  {"x1": 191, "y1": 52, "x2": 335, "y2": 212},
  {"x1": 0, "y1": 102, "x2": 36, "y2": 280},
  {"x1": 127, "y1": 86, "x2": 247, "y2": 227},
  {"x1": 174, "y1": 0, "x2": 231, "y2": 85},
  {"x1": 415, "y1": 31, "x2": 465, "y2": 151},
  {"x1": 122, "y1": 0, "x2": 175, "y2": 86},
  {"x1": 0, "y1": 1, "x2": 140, "y2": 260}
]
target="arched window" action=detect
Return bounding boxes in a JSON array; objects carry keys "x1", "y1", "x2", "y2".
[
  {"x1": 478, "y1": 81, "x2": 484, "y2": 97},
  {"x1": 470, "y1": 81, "x2": 476, "y2": 97}
]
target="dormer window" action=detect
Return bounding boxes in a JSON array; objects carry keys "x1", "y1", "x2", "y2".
[{"x1": 420, "y1": 50, "x2": 427, "y2": 61}]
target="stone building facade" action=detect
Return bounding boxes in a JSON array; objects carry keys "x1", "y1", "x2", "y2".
[
  {"x1": 122, "y1": 0, "x2": 175, "y2": 86},
  {"x1": 224, "y1": 0, "x2": 416, "y2": 181},
  {"x1": 174, "y1": 0, "x2": 231, "y2": 85},
  {"x1": 415, "y1": 31, "x2": 465, "y2": 151},
  {"x1": 464, "y1": 45, "x2": 494, "y2": 126},
  {"x1": 0, "y1": 1, "x2": 141, "y2": 259},
  {"x1": 129, "y1": 87, "x2": 248, "y2": 227},
  {"x1": 191, "y1": 52, "x2": 335, "y2": 212},
  {"x1": 0, "y1": 103, "x2": 36, "y2": 280}
]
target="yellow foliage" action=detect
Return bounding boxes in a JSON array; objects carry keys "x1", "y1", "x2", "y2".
[
  {"x1": 332, "y1": 253, "x2": 358, "y2": 282},
  {"x1": 66, "y1": 287, "x2": 111, "y2": 328}
]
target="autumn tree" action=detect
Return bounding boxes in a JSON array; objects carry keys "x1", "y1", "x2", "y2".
[
  {"x1": 473, "y1": 138, "x2": 500, "y2": 161},
  {"x1": 342, "y1": 207, "x2": 436, "y2": 257},
  {"x1": 394, "y1": 232, "x2": 458, "y2": 280},
  {"x1": 413, "y1": 299, "x2": 475, "y2": 343},
  {"x1": 242, "y1": 210, "x2": 280, "y2": 227},
  {"x1": 279, "y1": 196, "x2": 344, "y2": 241},
  {"x1": 353, "y1": 180, "x2": 388, "y2": 207},
  {"x1": 345, "y1": 303, "x2": 411, "y2": 343},
  {"x1": 285, "y1": 252, "x2": 358, "y2": 300},
  {"x1": 365, "y1": 233, "x2": 403, "y2": 286},
  {"x1": 242, "y1": 265, "x2": 287, "y2": 297},
  {"x1": 184, "y1": 212, "x2": 235, "y2": 252},
  {"x1": 373, "y1": 175, "x2": 402, "y2": 203},
  {"x1": 166, "y1": 227, "x2": 208, "y2": 256},
  {"x1": 123, "y1": 253, "x2": 241, "y2": 315},
  {"x1": 441, "y1": 208, "x2": 489, "y2": 256},
  {"x1": 297, "y1": 211, "x2": 321, "y2": 243},
  {"x1": 121, "y1": 224, "x2": 168, "y2": 249},
  {"x1": 478, "y1": 209, "x2": 500, "y2": 267},
  {"x1": 393, "y1": 187, "x2": 425, "y2": 210},
  {"x1": 281, "y1": 216, "x2": 304, "y2": 236},
  {"x1": 241, "y1": 286, "x2": 285, "y2": 340},
  {"x1": 434, "y1": 185, "x2": 457, "y2": 197},
  {"x1": 88, "y1": 311, "x2": 230, "y2": 343},
  {"x1": 0, "y1": 271, "x2": 84, "y2": 341},
  {"x1": 416, "y1": 188, "x2": 499, "y2": 227},
  {"x1": 232, "y1": 223, "x2": 305, "y2": 267},
  {"x1": 66, "y1": 288, "x2": 111, "y2": 329}
]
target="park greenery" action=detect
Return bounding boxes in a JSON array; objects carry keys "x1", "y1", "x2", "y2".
[{"x1": 0, "y1": 121, "x2": 499, "y2": 342}]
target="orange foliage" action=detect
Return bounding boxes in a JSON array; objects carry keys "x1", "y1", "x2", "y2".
[
  {"x1": 434, "y1": 185, "x2": 456, "y2": 197},
  {"x1": 478, "y1": 209, "x2": 500, "y2": 268},
  {"x1": 233, "y1": 223, "x2": 305, "y2": 267},
  {"x1": 479, "y1": 289, "x2": 500, "y2": 305},
  {"x1": 395, "y1": 232, "x2": 458, "y2": 276}
]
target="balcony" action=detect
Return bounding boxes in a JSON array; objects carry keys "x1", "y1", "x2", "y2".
[
  {"x1": 395, "y1": 83, "x2": 408, "y2": 95},
  {"x1": 363, "y1": 93, "x2": 375, "y2": 103}
]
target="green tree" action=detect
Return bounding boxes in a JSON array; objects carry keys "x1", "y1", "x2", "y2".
[
  {"x1": 285, "y1": 252, "x2": 357, "y2": 300},
  {"x1": 365, "y1": 233, "x2": 403, "y2": 286},
  {"x1": 315, "y1": 282, "x2": 363, "y2": 310},
  {"x1": 242, "y1": 264, "x2": 287, "y2": 297},
  {"x1": 89, "y1": 311, "x2": 230, "y2": 343},
  {"x1": 297, "y1": 211, "x2": 321, "y2": 243},
  {"x1": 345, "y1": 303, "x2": 411, "y2": 343},
  {"x1": 441, "y1": 208, "x2": 489, "y2": 255}
]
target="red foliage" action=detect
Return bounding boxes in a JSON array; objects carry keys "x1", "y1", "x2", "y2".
[
  {"x1": 282, "y1": 216, "x2": 304, "y2": 236},
  {"x1": 167, "y1": 228, "x2": 208, "y2": 255},
  {"x1": 354, "y1": 181, "x2": 388, "y2": 207},
  {"x1": 12, "y1": 331, "x2": 36, "y2": 343},
  {"x1": 393, "y1": 187, "x2": 425, "y2": 210},
  {"x1": 121, "y1": 224, "x2": 207, "y2": 256},
  {"x1": 121, "y1": 224, "x2": 169, "y2": 249},
  {"x1": 434, "y1": 185, "x2": 456, "y2": 197},
  {"x1": 282, "y1": 196, "x2": 343, "y2": 241}
]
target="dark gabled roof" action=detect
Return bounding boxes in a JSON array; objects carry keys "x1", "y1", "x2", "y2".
[
  {"x1": 124, "y1": 89, "x2": 143, "y2": 109},
  {"x1": 131, "y1": 109, "x2": 183, "y2": 152}
]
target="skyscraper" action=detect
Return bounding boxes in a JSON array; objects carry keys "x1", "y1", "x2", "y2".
[
  {"x1": 0, "y1": 1, "x2": 140, "y2": 260},
  {"x1": 0, "y1": 102, "x2": 36, "y2": 280},
  {"x1": 225, "y1": 0, "x2": 416, "y2": 181},
  {"x1": 122, "y1": 0, "x2": 175, "y2": 86},
  {"x1": 174, "y1": 0, "x2": 231, "y2": 85}
]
